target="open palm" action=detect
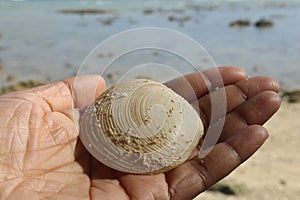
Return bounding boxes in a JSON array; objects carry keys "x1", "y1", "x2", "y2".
[{"x1": 0, "y1": 66, "x2": 280, "y2": 200}]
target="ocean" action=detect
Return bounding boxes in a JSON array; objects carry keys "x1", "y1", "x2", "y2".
[{"x1": 0, "y1": 0, "x2": 300, "y2": 89}]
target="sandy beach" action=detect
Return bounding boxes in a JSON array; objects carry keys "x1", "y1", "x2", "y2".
[{"x1": 195, "y1": 101, "x2": 300, "y2": 200}]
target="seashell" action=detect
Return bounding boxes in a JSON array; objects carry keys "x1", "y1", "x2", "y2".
[{"x1": 79, "y1": 79, "x2": 203, "y2": 174}]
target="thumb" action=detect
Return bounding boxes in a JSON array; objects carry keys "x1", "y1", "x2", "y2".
[{"x1": 63, "y1": 75, "x2": 106, "y2": 109}]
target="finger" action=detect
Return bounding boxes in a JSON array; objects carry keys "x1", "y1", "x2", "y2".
[
  {"x1": 118, "y1": 174, "x2": 169, "y2": 200},
  {"x1": 90, "y1": 161, "x2": 169, "y2": 199},
  {"x1": 193, "y1": 85, "x2": 243, "y2": 128},
  {"x1": 89, "y1": 158, "x2": 131, "y2": 199},
  {"x1": 167, "y1": 125, "x2": 268, "y2": 200},
  {"x1": 193, "y1": 76, "x2": 280, "y2": 128},
  {"x1": 235, "y1": 76, "x2": 280, "y2": 96},
  {"x1": 63, "y1": 75, "x2": 106, "y2": 109},
  {"x1": 218, "y1": 91, "x2": 281, "y2": 142},
  {"x1": 164, "y1": 66, "x2": 247, "y2": 102},
  {"x1": 90, "y1": 179, "x2": 130, "y2": 200}
]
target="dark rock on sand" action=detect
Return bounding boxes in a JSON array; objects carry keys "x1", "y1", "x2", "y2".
[
  {"x1": 152, "y1": 51, "x2": 159, "y2": 56},
  {"x1": 59, "y1": 9, "x2": 114, "y2": 15},
  {"x1": 102, "y1": 18, "x2": 114, "y2": 26},
  {"x1": 168, "y1": 15, "x2": 191, "y2": 23},
  {"x1": 134, "y1": 76, "x2": 154, "y2": 80},
  {"x1": 186, "y1": 4, "x2": 217, "y2": 11},
  {"x1": 6, "y1": 75, "x2": 16, "y2": 82},
  {"x1": 168, "y1": 15, "x2": 192, "y2": 27},
  {"x1": 208, "y1": 182, "x2": 246, "y2": 196},
  {"x1": 143, "y1": 9, "x2": 154, "y2": 15},
  {"x1": 208, "y1": 184, "x2": 236, "y2": 195},
  {"x1": 0, "y1": 80, "x2": 46, "y2": 95},
  {"x1": 0, "y1": 60, "x2": 4, "y2": 71},
  {"x1": 97, "y1": 52, "x2": 114, "y2": 58},
  {"x1": 279, "y1": 179, "x2": 287, "y2": 186},
  {"x1": 281, "y1": 90, "x2": 300, "y2": 103},
  {"x1": 99, "y1": 17, "x2": 117, "y2": 26},
  {"x1": 255, "y1": 19, "x2": 273, "y2": 28},
  {"x1": 229, "y1": 19, "x2": 251, "y2": 27},
  {"x1": 65, "y1": 62, "x2": 73, "y2": 69},
  {"x1": 168, "y1": 15, "x2": 177, "y2": 22},
  {"x1": 106, "y1": 72, "x2": 119, "y2": 84}
]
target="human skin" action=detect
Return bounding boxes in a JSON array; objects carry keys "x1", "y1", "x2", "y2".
[{"x1": 0, "y1": 66, "x2": 281, "y2": 200}]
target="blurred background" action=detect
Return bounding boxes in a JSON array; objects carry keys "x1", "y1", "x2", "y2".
[
  {"x1": 0, "y1": 0, "x2": 300, "y2": 89},
  {"x1": 0, "y1": 0, "x2": 299, "y2": 199}
]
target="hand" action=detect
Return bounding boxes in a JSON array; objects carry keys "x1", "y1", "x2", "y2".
[{"x1": 0, "y1": 66, "x2": 280, "y2": 200}]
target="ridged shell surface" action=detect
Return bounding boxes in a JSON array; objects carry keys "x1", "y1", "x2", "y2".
[{"x1": 79, "y1": 79, "x2": 203, "y2": 174}]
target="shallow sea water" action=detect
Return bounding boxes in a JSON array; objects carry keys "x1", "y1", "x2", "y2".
[{"x1": 0, "y1": 0, "x2": 299, "y2": 89}]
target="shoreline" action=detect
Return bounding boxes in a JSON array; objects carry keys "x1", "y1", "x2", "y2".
[{"x1": 1, "y1": 78, "x2": 300, "y2": 104}]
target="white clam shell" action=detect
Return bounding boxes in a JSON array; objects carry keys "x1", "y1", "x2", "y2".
[{"x1": 79, "y1": 79, "x2": 203, "y2": 174}]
